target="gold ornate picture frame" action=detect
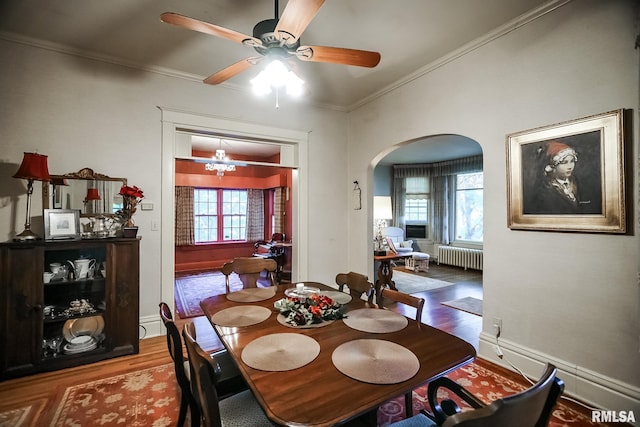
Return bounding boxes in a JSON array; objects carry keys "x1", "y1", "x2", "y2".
[{"x1": 506, "y1": 109, "x2": 626, "y2": 233}]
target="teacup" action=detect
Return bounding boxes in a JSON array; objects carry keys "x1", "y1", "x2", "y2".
[
  {"x1": 43, "y1": 272, "x2": 54, "y2": 283},
  {"x1": 50, "y1": 263, "x2": 62, "y2": 274}
]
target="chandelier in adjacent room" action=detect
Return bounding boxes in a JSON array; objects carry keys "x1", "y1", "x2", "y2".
[{"x1": 205, "y1": 149, "x2": 236, "y2": 177}]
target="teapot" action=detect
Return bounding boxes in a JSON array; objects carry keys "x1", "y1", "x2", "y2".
[{"x1": 67, "y1": 258, "x2": 96, "y2": 279}]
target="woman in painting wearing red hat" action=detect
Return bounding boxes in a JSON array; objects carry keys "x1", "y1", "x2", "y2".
[{"x1": 532, "y1": 140, "x2": 592, "y2": 214}]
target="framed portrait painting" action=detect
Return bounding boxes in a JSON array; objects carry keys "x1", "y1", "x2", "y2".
[
  {"x1": 506, "y1": 109, "x2": 626, "y2": 233},
  {"x1": 44, "y1": 209, "x2": 81, "y2": 240}
]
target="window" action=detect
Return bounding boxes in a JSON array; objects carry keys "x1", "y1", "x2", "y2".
[
  {"x1": 454, "y1": 172, "x2": 483, "y2": 242},
  {"x1": 404, "y1": 177, "x2": 429, "y2": 238},
  {"x1": 194, "y1": 189, "x2": 247, "y2": 243}
]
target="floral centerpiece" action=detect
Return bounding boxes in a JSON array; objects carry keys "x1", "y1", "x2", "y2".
[
  {"x1": 116, "y1": 185, "x2": 144, "y2": 227},
  {"x1": 274, "y1": 294, "x2": 347, "y2": 326}
]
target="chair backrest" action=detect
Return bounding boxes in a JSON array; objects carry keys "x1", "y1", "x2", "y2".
[
  {"x1": 159, "y1": 302, "x2": 191, "y2": 389},
  {"x1": 159, "y1": 302, "x2": 200, "y2": 425},
  {"x1": 183, "y1": 322, "x2": 224, "y2": 427},
  {"x1": 271, "y1": 232, "x2": 285, "y2": 242},
  {"x1": 382, "y1": 226, "x2": 405, "y2": 244},
  {"x1": 444, "y1": 364, "x2": 565, "y2": 427},
  {"x1": 221, "y1": 257, "x2": 277, "y2": 293},
  {"x1": 378, "y1": 288, "x2": 425, "y2": 321},
  {"x1": 335, "y1": 272, "x2": 375, "y2": 304}
]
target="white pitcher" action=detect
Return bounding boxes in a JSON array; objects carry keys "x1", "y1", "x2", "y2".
[{"x1": 68, "y1": 258, "x2": 96, "y2": 279}]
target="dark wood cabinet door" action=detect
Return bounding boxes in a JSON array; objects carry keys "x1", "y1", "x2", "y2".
[
  {"x1": 106, "y1": 239, "x2": 140, "y2": 354},
  {"x1": 0, "y1": 245, "x2": 44, "y2": 377}
]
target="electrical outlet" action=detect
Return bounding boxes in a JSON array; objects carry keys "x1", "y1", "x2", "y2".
[{"x1": 492, "y1": 317, "x2": 502, "y2": 337}]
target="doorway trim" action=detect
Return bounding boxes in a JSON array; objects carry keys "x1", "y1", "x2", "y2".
[{"x1": 160, "y1": 107, "x2": 309, "y2": 310}]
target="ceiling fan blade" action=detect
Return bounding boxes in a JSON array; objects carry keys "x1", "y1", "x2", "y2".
[
  {"x1": 274, "y1": 0, "x2": 325, "y2": 44},
  {"x1": 296, "y1": 45, "x2": 381, "y2": 68},
  {"x1": 160, "y1": 12, "x2": 262, "y2": 47},
  {"x1": 203, "y1": 57, "x2": 262, "y2": 85}
]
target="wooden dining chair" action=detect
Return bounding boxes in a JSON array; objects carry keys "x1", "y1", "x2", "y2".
[
  {"x1": 159, "y1": 302, "x2": 200, "y2": 427},
  {"x1": 378, "y1": 287, "x2": 425, "y2": 322},
  {"x1": 182, "y1": 323, "x2": 275, "y2": 427},
  {"x1": 221, "y1": 257, "x2": 277, "y2": 293},
  {"x1": 389, "y1": 363, "x2": 564, "y2": 427},
  {"x1": 377, "y1": 288, "x2": 426, "y2": 418},
  {"x1": 335, "y1": 271, "x2": 375, "y2": 305}
]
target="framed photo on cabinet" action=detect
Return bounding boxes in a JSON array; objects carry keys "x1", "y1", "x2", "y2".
[
  {"x1": 506, "y1": 109, "x2": 626, "y2": 233},
  {"x1": 44, "y1": 209, "x2": 81, "y2": 240}
]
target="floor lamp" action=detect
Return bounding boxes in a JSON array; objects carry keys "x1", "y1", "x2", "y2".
[{"x1": 13, "y1": 152, "x2": 50, "y2": 241}]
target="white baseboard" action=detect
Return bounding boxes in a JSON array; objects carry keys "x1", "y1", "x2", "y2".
[
  {"x1": 479, "y1": 332, "x2": 640, "y2": 425},
  {"x1": 140, "y1": 314, "x2": 163, "y2": 340}
]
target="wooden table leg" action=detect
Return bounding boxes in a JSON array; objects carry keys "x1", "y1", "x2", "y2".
[{"x1": 375, "y1": 259, "x2": 397, "y2": 304}]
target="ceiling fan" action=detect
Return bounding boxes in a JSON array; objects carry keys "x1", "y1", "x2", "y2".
[{"x1": 160, "y1": 0, "x2": 381, "y2": 86}]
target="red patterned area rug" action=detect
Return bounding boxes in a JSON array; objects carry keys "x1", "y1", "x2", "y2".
[
  {"x1": 174, "y1": 271, "x2": 243, "y2": 318},
  {"x1": 0, "y1": 399, "x2": 46, "y2": 426},
  {"x1": 379, "y1": 359, "x2": 608, "y2": 427},
  {"x1": 1, "y1": 359, "x2": 606, "y2": 426},
  {"x1": 49, "y1": 363, "x2": 182, "y2": 427}
]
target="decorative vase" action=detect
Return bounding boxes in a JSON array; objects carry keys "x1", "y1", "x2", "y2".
[{"x1": 122, "y1": 226, "x2": 139, "y2": 238}]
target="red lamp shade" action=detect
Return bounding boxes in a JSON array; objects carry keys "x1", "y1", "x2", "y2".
[
  {"x1": 85, "y1": 188, "x2": 101, "y2": 201},
  {"x1": 13, "y1": 152, "x2": 50, "y2": 181}
]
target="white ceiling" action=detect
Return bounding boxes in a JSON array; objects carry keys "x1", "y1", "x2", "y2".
[
  {"x1": 0, "y1": 0, "x2": 552, "y2": 110},
  {"x1": 0, "y1": 0, "x2": 551, "y2": 163}
]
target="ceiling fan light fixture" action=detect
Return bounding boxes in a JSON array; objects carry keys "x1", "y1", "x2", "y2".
[{"x1": 250, "y1": 59, "x2": 304, "y2": 97}]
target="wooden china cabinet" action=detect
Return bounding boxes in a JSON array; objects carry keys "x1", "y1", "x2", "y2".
[{"x1": 0, "y1": 237, "x2": 140, "y2": 380}]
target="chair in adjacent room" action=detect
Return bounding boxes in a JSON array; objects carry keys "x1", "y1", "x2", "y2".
[
  {"x1": 389, "y1": 363, "x2": 564, "y2": 427},
  {"x1": 253, "y1": 233, "x2": 288, "y2": 283},
  {"x1": 221, "y1": 257, "x2": 277, "y2": 293},
  {"x1": 159, "y1": 302, "x2": 200, "y2": 427},
  {"x1": 182, "y1": 322, "x2": 275, "y2": 427},
  {"x1": 383, "y1": 226, "x2": 414, "y2": 254},
  {"x1": 335, "y1": 271, "x2": 375, "y2": 305},
  {"x1": 377, "y1": 288, "x2": 426, "y2": 418}
]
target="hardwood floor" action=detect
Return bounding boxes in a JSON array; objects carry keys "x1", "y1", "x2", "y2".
[{"x1": 393, "y1": 263, "x2": 483, "y2": 349}]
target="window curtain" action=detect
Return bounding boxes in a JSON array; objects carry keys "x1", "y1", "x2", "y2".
[
  {"x1": 392, "y1": 155, "x2": 482, "y2": 244},
  {"x1": 246, "y1": 189, "x2": 264, "y2": 241},
  {"x1": 175, "y1": 186, "x2": 194, "y2": 246},
  {"x1": 273, "y1": 187, "x2": 285, "y2": 234}
]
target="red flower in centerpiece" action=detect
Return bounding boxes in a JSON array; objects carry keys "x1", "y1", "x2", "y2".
[{"x1": 274, "y1": 293, "x2": 347, "y2": 326}]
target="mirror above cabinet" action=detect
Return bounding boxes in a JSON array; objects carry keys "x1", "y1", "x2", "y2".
[{"x1": 43, "y1": 168, "x2": 127, "y2": 218}]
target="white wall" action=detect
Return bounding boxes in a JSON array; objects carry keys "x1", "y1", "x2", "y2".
[
  {"x1": 0, "y1": 36, "x2": 350, "y2": 333},
  {"x1": 348, "y1": 0, "x2": 639, "y2": 413}
]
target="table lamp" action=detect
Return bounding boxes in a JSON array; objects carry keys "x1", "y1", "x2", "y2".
[
  {"x1": 84, "y1": 187, "x2": 101, "y2": 214},
  {"x1": 13, "y1": 152, "x2": 50, "y2": 241},
  {"x1": 373, "y1": 196, "x2": 392, "y2": 255}
]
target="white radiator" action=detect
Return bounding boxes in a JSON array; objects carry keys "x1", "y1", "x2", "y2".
[{"x1": 437, "y1": 247, "x2": 483, "y2": 270}]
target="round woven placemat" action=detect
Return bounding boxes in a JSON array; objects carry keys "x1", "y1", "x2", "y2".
[
  {"x1": 241, "y1": 333, "x2": 320, "y2": 371},
  {"x1": 320, "y1": 290, "x2": 352, "y2": 304},
  {"x1": 342, "y1": 308, "x2": 408, "y2": 333},
  {"x1": 332, "y1": 339, "x2": 420, "y2": 384},
  {"x1": 210, "y1": 305, "x2": 272, "y2": 327},
  {"x1": 226, "y1": 287, "x2": 277, "y2": 303}
]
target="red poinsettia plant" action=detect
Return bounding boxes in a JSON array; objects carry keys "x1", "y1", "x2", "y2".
[{"x1": 117, "y1": 185, "x2": 144, "y2": 227}]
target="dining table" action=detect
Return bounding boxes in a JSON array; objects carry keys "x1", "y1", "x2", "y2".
[{"x1": 200, "y1": 282, "x2": 476, "y2": 427}]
